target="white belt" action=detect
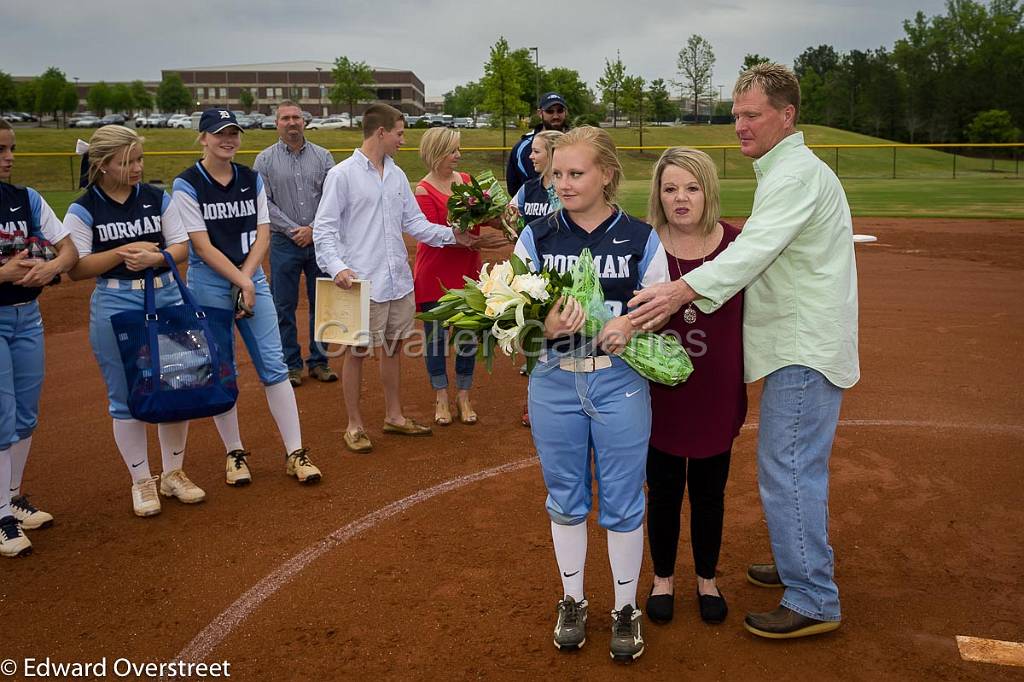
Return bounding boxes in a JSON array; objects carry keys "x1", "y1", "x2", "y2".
[
  {"x1": 100, "y1": 272, "x2": 172, "y2": 290},
  {"x1": 559, "y1": 356, "x2": 612, "y2": 373}
]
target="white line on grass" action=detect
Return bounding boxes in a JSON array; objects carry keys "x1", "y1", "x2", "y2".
[
  {"x1": 173, "y1": 456, "x2": 537, "y2": 665},
  {"x1": 173, "y1": 418, "x2": 1022, "y2": 666}
]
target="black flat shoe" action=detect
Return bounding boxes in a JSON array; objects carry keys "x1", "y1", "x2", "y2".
[
  {"x1": 646, "y1": 588, "x2": 674, "y2": 624},
  {"x1": 697, "y1": 588, "x2": 728, "y2": 624}
]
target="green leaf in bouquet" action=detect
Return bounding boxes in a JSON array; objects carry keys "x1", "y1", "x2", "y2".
[
  {"x1": 464, "y1": 287, "x2": 487, "y2": 313},
  {"x1": 509, "y1": 253, "x2": 529, "y2": 276}
]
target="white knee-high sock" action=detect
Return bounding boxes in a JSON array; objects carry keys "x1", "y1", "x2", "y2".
[
  {"x1": 7, "y1": 436, "x2": 31, "y2": 497},
  {"x1": 0, "y1": 448, "x2": 12, "y2": 517},
  {"x1": 551, "y1": 520, "x2": 588, "y2": 602},
  {"x1": 265, "y1": 380, "x2": 302, "y2": 454},
  {"x1": 157, "y1": 422, "x2": 189, "y2": 473},
  {"x1": 607, "y1": 527, "x2": 644, "y2": 611},
  {"x1": 213, "y1": 406, "x2": 244, "y2": 453},
  {"x1": 113, "y1": 418, "x2": 150, "y2": 483}
]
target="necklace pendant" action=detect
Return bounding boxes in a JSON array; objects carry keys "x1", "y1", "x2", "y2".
[{"x1": 683, "y1": 305, "x2": 697, "y2": 324}]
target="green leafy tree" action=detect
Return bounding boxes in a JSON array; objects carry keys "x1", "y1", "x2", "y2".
[
  {"x1": 741, "y1": 53, "x2": 772, "y2": 73},
  {"x1": 966, "y1": 109, "x2": 1020, "y2": 142},
  {"x1": 87, "y1": 82, "x2": 111, "y2": 116},
  {"x1": 17, "y1": 81, "x2": 38, "y2": 116},
  {"x1": 794, "y1": 45, "x2": 839, "y2": 79},
  {"x1": 443, "y1": 81, "x2": 484, "y2": 117},
  {"x1": 509, "y1": 47, "x2": 544, "y2": 113},
  {"x1": 130, "y1": 80, "x2": 152, "y2": 112},
  {"x1": 60, "y1": 85, "x2": 79, "y2": 124},
  {"x1": 545, "y1": 67, "x2": 594, "y2": 119},
  {"x1": 647, "y1": 78, "x2": 675, "y2": 123},
  {"x1": 597, "y1": 52, "x2": 627, "y2": 127},
  {"x1": 621, "y1": 75, "x2": 645, "y2": 126},
  {"x1": 36, "y1": 67, "x2": 69, "y2": 126},
  {"x1": 480, "y1": 36, "x2": 527, "y2": 148},
  {"x1": 239, "y1": 88, "x2": 255, "y2": 113},
  {"x1": 156, "y1": 73, "x2": 193, "y2": 114},
  {"x1": 109, "y1": 83, "x2": 134, "y2": 114},
  {"x1": 329, "y1": 56, "x2": 375, "y2": 126},
  {"x1": 675, "y1": 34, "x2": 716, "y2": 121},
  {"x1": 0, "y1": 71, "x2": 17, "y2": 113}
]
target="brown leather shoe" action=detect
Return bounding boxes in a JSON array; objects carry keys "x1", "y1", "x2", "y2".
[
  {"x1": 382, "y1": 418, "x2": 432, "y2": 436},
  {"x1": 747, "y1": 563, "x2": 783, "y2": 588},
  {"x1": 743, "y1": 606, "x2": 841, "y2": 639},
  {"x1": 308, "y1": 365, "x2": 338, "y2": 382},
  {"x1": 343, "y1": 429, "x2": 373, "y2": 453}
]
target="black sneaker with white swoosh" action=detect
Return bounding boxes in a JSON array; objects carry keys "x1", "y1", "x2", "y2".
[{"x1": 609, "y1": 604, "x2": 644, "y2": 662}]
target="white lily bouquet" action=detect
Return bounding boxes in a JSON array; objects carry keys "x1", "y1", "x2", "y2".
[{"x1": 416, "y1": 250, "x2": 694, "y2": 385}]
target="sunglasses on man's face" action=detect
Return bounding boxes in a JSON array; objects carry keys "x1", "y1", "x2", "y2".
[{"x1": 544, "y1": 106, "x2": 566, "y2": 114}]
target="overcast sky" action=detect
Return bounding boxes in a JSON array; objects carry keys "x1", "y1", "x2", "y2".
[{"x1": 5, "y1": 0, "x2": 949, "y2": 100}]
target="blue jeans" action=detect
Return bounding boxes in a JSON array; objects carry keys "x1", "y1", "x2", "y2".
[
  {"x1": 0, "y1": 301, "x2": 45, "y2": 449},
  {"x1": 419, "y1": 301, "x2": 475, "y2": 391},
  {"x1": 757, "y1": 365, "x2": 844, "y2": 621},
  {"x1": 269, "y1": 233, "x2": 328, "y2": 371}
]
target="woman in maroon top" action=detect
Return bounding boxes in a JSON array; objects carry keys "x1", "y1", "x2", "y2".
[
  {"x1": 644, "y1": 148, "x2": 747, "y2": 625},
  {"x1": 413, "y1": 128, "x2": 505, "y2": 425}
]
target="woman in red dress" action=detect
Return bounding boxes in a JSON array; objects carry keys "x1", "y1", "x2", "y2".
[
  {"x1": 412, "y1": 128, "x2": 504, "y2": 425},
  {"x1": 643, "y1": 148, "x2": 747, "y2": 625}
]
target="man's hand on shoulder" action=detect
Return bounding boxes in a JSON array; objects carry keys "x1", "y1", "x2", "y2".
[{"x1": 333, "y1": 269, "x2": 357, "y2": 289}]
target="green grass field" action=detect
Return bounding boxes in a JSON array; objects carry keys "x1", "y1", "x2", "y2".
[{"x1": 8, "y1": 124, "x2": 1023, "y2": 219}]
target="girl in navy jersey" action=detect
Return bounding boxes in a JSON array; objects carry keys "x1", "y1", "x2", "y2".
[
  {"x1": 65, "y1": 125, "x2": 200, "y2": 518},
  {"x1": 0, "y1": 119, "x2": 77, "y2": 556},
  {"x1": 512, "y1": 126, "x2": 669, "y2": 662},
  {"x1": 513, "y1": 130, "x2": 563, "y2": 221},
  {"x1": 172, "y1": 109, "x2": 319, "y2": 487}
]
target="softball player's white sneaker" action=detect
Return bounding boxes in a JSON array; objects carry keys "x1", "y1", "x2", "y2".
[
  {"x1": 285, "y1": 448, "x2": 321, "y2": 485},
  {"x1": 0, "y1": 515, "x2": 32, "y2": 557},
  {"x1": 131, "y1": 477, "x2": 162, "y2": 517},
  {"x1": 159, "y1": 469, "x2": 206, "y2": 504},
  {"x1": 553, "y1": 596, "x2": 588, "y2": 650},
  {"x1": 11, "y1": 495, "x2": 54, "y2": 530},
  {"x1": 609, "y1": 605, "x2": 645, "y2": 662},
  {"x1": 225, "y1": 449, "x2": 252, "y2": 486}
]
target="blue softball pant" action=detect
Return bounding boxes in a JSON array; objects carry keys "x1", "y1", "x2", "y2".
[
  {"x1": 89, "y1": 273, "x2": 183, "y2": 419},
  {"x1": 187, "y1": 262, "x2": 288, "y2": 386},
  {"x1": 0, "y1": 301, "x2": 45, "y2": 450},
  {"x1": 527, "y1": 355, "x2": 652, "y2": 532}
]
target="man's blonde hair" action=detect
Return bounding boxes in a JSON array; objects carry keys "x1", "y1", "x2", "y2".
[
  {"x1": 418, "y1": 126, "x2": 460, "y2": 173},
  {"x1": 734, "y1": 63, "x2": 801, "y2": 124},
  {"x1": 647, "y1": 147, "x2": 721, "y2": 237}
]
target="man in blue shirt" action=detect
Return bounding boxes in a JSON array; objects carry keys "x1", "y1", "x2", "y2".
[{"x1": 505, "y1": 92, "x2": 570, "y2": 196}]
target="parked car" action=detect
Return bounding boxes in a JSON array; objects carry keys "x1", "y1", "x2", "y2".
[
  {"x1": 73, "y1": 116, "x2": 100, "y2": 128},
  {"x1": 301, "y1": 111, "x2": 313, "y2": 123},
  {"x1": 235, "y1": 115, "x2": 258, "y2": 129},
  {"x1": 145, "y1": 113, "x2": 169, "y2": 128},
  {"x1": 307, "y1": 116, "x2": 350, "y2": 130},
  {"x1": 99, "y1": 114, "x2": 127, "y2": 126},
  {"x1": 134, "y1": 113, "x2": 148, "y2": 127},
  {"x1": 453, "y1": 117, "x2": 475, "y2": 129},
  {"x1": 260, "y1": 117, "x2": 277, "y2": 129},
  {"x1": 167, "y1": 114, "x2": 191, "y2": 129}
]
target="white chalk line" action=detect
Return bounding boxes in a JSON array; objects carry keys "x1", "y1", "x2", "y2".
[
  {"x1": 173, "y1": 417, "x2": 1023, "y2": 666},
  {"x1": 173, "y1": 456, "x2": 537, "y2": 664}
]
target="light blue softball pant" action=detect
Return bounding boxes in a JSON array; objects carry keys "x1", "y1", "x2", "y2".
[
  {"x1": 0, "y1": 301, "x2": 45, "y2": 450},
  {"x1": 527, "y1": 355, "x2": 652, "y2": 532},
  {"x1": 186, "y1": 262, "x2": 288, "y2": 386}
]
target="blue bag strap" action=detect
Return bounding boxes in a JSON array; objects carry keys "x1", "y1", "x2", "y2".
[
  {"x1": 144, "y1": 267, "x2": 157, "y2": 318},
  {"x1": 157, "y1": 250, "x2": 230, "y2": 381},
  {"x1": 160, "y1": 250, "x2": 204, "y2": 310}
]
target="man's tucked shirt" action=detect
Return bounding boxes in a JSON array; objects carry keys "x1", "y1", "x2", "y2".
[{"x1": 253, "y1": 138, "x2": 334, "y2": 235}]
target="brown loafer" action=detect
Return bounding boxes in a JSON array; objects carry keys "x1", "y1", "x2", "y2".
[
  {"x1": 308, "y1": 365, "x2": 338, "y2": 382},
  {"x1": 343, "y1": 429, "x2": 373, "y2": 453},
  {"x1": 382, "y1": 418, "x2": 432, "y2": 436},
  {"x1": 743, "y1": 606, "x2": 840, "y2": 639},
  {"x1": 747, "y1": 563, "x2": 783, "y2": 588}
]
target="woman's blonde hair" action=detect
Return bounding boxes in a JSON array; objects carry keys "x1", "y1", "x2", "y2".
[
  {"x1": 87, "y1": 125, "x2": 144, "y2": 186},
  {"x1": 647, "y1": 147, "x2": 721, "y2": 237},
  {"x1": 418, "y1": 126, "x2": 460, "y2": 173},
  {"x1": 531, "y1": 129, "x2": 564, "y2": 180},
  {"x1": 551, "y1": 126, "x2": 622, "y2": 204}
]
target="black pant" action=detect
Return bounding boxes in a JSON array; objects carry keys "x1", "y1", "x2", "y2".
[{"x1": 646, "y1": 445, "x2": 731, "y2": 579}]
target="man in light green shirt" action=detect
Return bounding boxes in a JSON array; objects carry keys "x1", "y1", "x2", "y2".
[{"x1": 629, "y1": 64, "x2": 859, "y2": 639}]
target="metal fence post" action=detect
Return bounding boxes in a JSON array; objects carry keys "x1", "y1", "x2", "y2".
[
  {"x1": 953, "y1": 149, "x2": 957, "y2": 179},
  {"x1": 892, "y1": 146, "x2": 897, "y2": 179},
  {"x1": 835, "y1": 147, "x2": 840, "y2": 177},
  {"x1": 722, "y1": 147, "x2": 727, "y2": 179},
  {"x1": 69, "y1": 155, "x2": 75, "y2": 190}
]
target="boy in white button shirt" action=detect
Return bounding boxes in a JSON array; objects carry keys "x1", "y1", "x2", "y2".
[{"x1": 313, "y1": 104, "x2": 476, "y2": 453}]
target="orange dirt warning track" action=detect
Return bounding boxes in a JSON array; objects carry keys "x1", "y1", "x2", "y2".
[{"x1": 3, "y1": 218, "x2": 1022, "y2": 680}]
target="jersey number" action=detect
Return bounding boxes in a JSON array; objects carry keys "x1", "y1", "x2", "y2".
[{"x1": 239, "y1": 230, "x2": 258, "y2": 255}]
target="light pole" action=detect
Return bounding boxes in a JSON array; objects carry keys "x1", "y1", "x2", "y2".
[
  {"x1": 529, "y1": 47, "x2": 540, "y2": 110},
  {"x1": 315, "y1": 67, "x2": 324, "y2": 116}
]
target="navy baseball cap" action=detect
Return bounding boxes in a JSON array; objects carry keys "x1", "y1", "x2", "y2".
[
  {"x1": 199, "y1": 109, "x2": 243, "y2": 134},
  {"x1": 539, "y1": 92, "x2": 567, "y2": 110}
]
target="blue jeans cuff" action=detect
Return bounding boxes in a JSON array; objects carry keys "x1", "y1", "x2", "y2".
[
  {"x1": 455, "y1": 373, "x2": 473, "y2": 390},
  {"x1": 429, "y1": 374, "x2": 449, "y2": 391}
]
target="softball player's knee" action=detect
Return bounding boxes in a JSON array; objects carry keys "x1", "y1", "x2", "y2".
[
  {"x1": 545, "y1": 490, "x2": 591, "y2": 526},
  {"x1": 597, "y1": 490, "x2": 646, "y2": 532}
]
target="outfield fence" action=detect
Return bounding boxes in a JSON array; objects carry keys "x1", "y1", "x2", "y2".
[{"x1": 11, "y1": 143, "x2": 1024, "y2": 191}]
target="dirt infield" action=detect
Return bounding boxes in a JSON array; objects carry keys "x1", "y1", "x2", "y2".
[{"x1": 3, "y1": 218, "x2": 1022, "y2": 680}]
